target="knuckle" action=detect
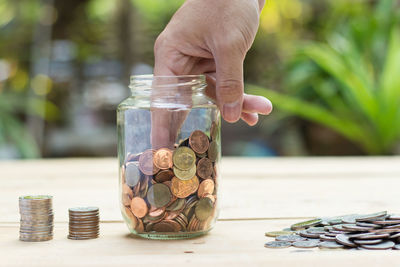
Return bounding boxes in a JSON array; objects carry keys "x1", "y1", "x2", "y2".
[{"x1": 218, "y1": 79, "x2": 243, "y2": 103}]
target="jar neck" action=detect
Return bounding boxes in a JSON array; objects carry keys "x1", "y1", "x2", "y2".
[{"x1": 129, "y1": 75, "x2": 207, "y2": 97}]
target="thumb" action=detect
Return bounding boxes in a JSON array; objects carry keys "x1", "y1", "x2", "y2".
[{"x1": 215, "y1": 50, "x2": 244, "y2": 123}]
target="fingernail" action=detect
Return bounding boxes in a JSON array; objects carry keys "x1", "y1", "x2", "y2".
[
  {"x1": 223, "y1": 101, "x2": 241, "y2": 122},
  {"x1": 264, "y1": 98, "x2": 273, "y2": 115}
]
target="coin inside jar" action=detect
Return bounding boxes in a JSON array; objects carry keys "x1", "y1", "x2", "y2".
[
  {"x1": 147, "y1": 183, "x2": 172, "y2": 208},
  {"x1": 196, "y1": 158, "x2": 213, "y2": 179},
  {"x1": 172, "y1": 147, "x2": 196, "y2": 170},
  {"x1": 197, "y1": 179, "x2": 215, "y2": 198},
  {"x1": 130, "y1": 197, "x2": 148, "y2": 218},
  {"x1": 125, "y1": 162, "x2": 141, "y2": 187},
  {"x1": 189, "y1": 130, "x2": 210, "y2": 154},
  {"x1": 153, "y1": 148, "x2": 173, "y2": 170},
  {"x1": 139, "y1": 149, "x2": 159, "y2": 175},
  {"x1": 173, "y1": 164, "x2": 196, "y2": 181},
  {"x1": 155, "y1": 170, "x2": 174, "y2": 183},
  {"x1": 171, "y1": 176, "x2": 199, "y2": 198}
]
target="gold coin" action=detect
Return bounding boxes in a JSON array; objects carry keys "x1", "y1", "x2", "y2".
[
  {"x1": 173, "y1": 164, "x2": 196, "y2": 181},
  {"x1": 171, "y1": 176, "x2": 199, "y2": 198},
  {"x1": 195, "y1": 197, "x2": 214, "y2": 221},
  {"x1": 207, "y1": 141, "x2": 218, "y2": 162},
  {"x1": 173, "y1": 147, "x2": 196, "y2": 170}
]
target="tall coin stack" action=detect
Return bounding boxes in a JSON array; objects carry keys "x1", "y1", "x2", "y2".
[
  {"x1": 68, "y1": 207, "x2": 100, "y2": 240},
  {"x1": 19, "y1": 195, "x2": 54, "y2": 242}
]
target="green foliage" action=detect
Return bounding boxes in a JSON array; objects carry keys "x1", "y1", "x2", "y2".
[
  {"x1": 0, "y1": 92, "x2": 60, "y2": 158},
  {"x1": 247, "y1": 0, "x2": 400, "y2": 154}
]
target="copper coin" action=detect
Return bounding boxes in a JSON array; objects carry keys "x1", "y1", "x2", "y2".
[
  {"x1": 153, "y1": 220, "x2": 181, "y2": 232},
  {"x1": 155, "y1": 170, "x2": 174, "y2": 183},
  {"x1": 210, "y1": 121, "x2": 219, "y2": 141},
  {"x1": 189, "y1": 130, "x2": 210, "y2": 154},
  {"x1": 122, "y1": 184, "x2": 133, "y2": 198},
  {"x1": 135, "y1": 218, "x2": 144, "y2": 233},
  {"x1": 197, "y1": 179, "x2": 215, "y2": 198},
  {"x1": 153, "y1": 148, "x2": 173, "y2": 170},
  {"x1": 196, "y1": 158, "x2": 213, "y2": 179},
  {"x1": 207, "y1": 141, "x2": 218, "y2": 162},
  {"x1": 203, "y1": 193, "x2": 216, "y2": 203},
  {"x1": 148, "y1": 206, "x2": 166, "y2": 217},
  {"x1": 165, "y1": 210, "x2": 180, "y2": 220},
  {"x1": 130, "y1": 197, "x2": 148, "y2": 218},
  {"x1": 171, "y1": 176, "x2": 199, "y2": 198},
  {"x1": 139, "y1": 149, "x2": 159, "y2": 175},
  {"x1": 123, "y1": 207, "x2": 138, "y2": 229}
]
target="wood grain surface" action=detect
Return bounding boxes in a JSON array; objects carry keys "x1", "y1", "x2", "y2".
[{"x1": 1, "y1": 157, "x2": 399, "y2": 266}]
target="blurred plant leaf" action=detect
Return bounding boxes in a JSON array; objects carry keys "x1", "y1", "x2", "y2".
[{"x1": 246, "y1": 84, "x2": 379, "y2": 154}]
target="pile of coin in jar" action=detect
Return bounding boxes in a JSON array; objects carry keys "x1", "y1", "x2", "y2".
[
  {"x1": 19, "y1": 195, "x2": 54, "y2": 242},
  {"x1": 265, "y1": 211, "x2": 400, "y2": 250},
  {"x1": 121, "y1": 125, "x2": 219, "y2": 234},
  {"x1": 68, "y1": 207, "x2": 100, "y2": 240}
]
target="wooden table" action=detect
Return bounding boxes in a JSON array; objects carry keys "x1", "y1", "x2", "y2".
[{"x1": 1, "y1": 157, "x2": 400, "y2": 266}]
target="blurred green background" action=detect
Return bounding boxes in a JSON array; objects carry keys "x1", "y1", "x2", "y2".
[{"x1": 0, "y1": 0, "x2": 399, "y2": 158}]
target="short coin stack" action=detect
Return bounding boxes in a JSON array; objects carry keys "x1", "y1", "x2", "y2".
[
  {"x1": 19, "y1": 195, "x2": 53, "y2": 242},
  {"x1": 68, "y1": 207, "x2": 100, "y2": 240},
  {"x1": 265, "y1": 211, "x2": 400, "y2": 250}
]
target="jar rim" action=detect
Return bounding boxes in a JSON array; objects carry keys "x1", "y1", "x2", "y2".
[{"x1": 129, "y1": 74, "x2": 206, "y2": 91}]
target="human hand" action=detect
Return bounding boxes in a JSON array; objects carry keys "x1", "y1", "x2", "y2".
[
  {"x1": 154, "y1": 0, "x2": 272, "y2": 125},
  {"x1": 151, "y1": 0, "x2": 272, "y2": 148}
]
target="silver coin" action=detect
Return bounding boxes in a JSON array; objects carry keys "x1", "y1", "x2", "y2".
[
  {"x1": 388, "y1": 214, "x2": 400, "y2": 220},
  {"x1": 372, "y1": 220, "x2": 400, "y2": 225},
  {"x1": 353, "y1": 239, "x2": 383, "y2": 245},
  {"x1": 342, "y1": 224, "x2": 374, "y2": 231},
  {"x1": 393, "y1": 244, "x2": 400, "y2": 250},
  {"x1": 341, "y1": 215, "x2": 362, "y2": 224},
  {"x1": 390, "y1": 232, "x2": 400, "y2": 239},
  {"x1": 264, "y1": 241, "x2": 292, "y2": 248},
  {"x1": 290, "y1": 218, "x2": 322, "y2": 231},
  {"x1": 361, "y1": 240, "x2": 395, "y2": 250},
  {"x1": 335, "y1": 234, "x2": 357, "y2": 247},
  {"x1": 355, "y1": 222, "x2": 380, "y2": 228},
  {"x1": 276, "y1": 235, "x2": 306, "y2": 242},
  {"x1": 292, "y1": 240, "x2": 320, "y2": 248},
  {"x1": 353, "y1": 233, "x2": 390, "y2": 240},
  {"x1": 69, "y1": 207, "x2": 99, "y2": 213},
  {"x1": 385, "y1": 224, "x2": 400, "y2": 229},
  {"x1": 319, "y1": 241, "x2": 344, "y2": 249},
  {"x1": 68, "y1": 236, "x2": 99, "y2": 240},
  {"x1": 306, "y1": 227, "x2": 325, "y2": 234},
  {"x1": 299, "y1": 230, "x2": 320, "y2": 239},
  {"x1": 356, "y1": 211, "x2": 387, "y2": 222},
  {"x1": 319, "y1": 234, "x2": 336, "y2": 241}
]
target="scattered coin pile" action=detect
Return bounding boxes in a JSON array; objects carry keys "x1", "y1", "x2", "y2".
[
  {"x1": 121, "y1": 125, "x2": 219, "y2": 234},
  {"x1": 68, "y1": 207, "x2": 100, "y2": 240},
  {"x1": 19, "y1": 195, "x2": 54, "y2": 242},
  {"x1": 265, "y1": 211, "x2": 400, "y2": 250}
]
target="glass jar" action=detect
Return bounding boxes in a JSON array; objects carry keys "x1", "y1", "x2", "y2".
[{"x1": 117, "y1": 75, "x2": 220, "y2": 239}]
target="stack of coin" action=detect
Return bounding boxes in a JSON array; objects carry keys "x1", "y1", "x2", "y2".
[
  {"x1": 68, "y1": 207, "x2": 100, "y2": 240},
  {"x1": 19, "y1": 195, "x2": 53, "y2": 242},
  {"x1": 121, "y1": 123, "x2": 220, "y2": 235},
  {"x1": 265, "y1": 211, "x2": 400, "y2": 250}
]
